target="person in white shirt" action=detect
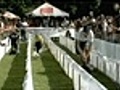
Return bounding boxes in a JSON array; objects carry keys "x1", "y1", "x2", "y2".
[
  {"x1": 76, "y1": 25, "x2": 94, "y2": 70},
  {"x1": 20, "y1": 19, "x2": 29, "y2": 41}
]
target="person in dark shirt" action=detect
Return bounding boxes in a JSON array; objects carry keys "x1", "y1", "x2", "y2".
[
  {"x1": 35, "y1": 35, "x2": 44, "y2": 53},
  {"x1": 9, "y1": 30, "x2": 19, "y2": 54},
  {"x1": 21, "y1": 28, "x2": 26, "y2": 41}
]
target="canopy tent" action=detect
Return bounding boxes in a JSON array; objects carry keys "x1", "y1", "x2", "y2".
[
  {"x1": 30, "y1": 2, "x2": 69, "y2": 17},
  {"x1": 3, "y1": 11, "x2": 20, "y2": 19}
]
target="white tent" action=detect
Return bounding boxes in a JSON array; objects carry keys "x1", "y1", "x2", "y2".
[
  {"x1": 3, "y1": 11, "x2": 20, "y2": 19},
  {"x1": 31, "y1": 2, "x2": 69, "y2": 17}
]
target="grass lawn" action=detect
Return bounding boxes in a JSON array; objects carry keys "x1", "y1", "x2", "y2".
[
  {"x1": 0, "y1": 54, "x2": 15, "y2": 89},
  {"x1": 0, "y1": 43, "x2": 27, "y2": 90},
  {"x1": 32, "y1": 48, "x2": 74, "y2": 90},
  {"x1": 53, "y1": 39, "x2": 120, "y2": 90}
]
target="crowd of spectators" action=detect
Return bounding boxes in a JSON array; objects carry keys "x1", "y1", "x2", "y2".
[
  {"x1": 0, "y1": 9, "x2": 120, "y2": 44},
  {"x1": 66, "y1": 11, "x2": 120, "y2": 44},
  {"x1": 25, "y1": 10, "x2": 120, "y2": 44}
]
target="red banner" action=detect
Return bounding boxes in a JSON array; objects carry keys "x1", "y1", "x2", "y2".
[{"x1": 40, "y1": 7, "x2": 53, "y2": 15}]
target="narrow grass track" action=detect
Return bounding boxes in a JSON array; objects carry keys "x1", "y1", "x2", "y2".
[
  {"x1": 0, "y1": 54, "x2": 15, "y2": 89},
  {"x1": 0, "y1": 43, "x2": 27, "y2": 90},
  {"x1": 53, "y1": 39, "x2": 120, "y2": 90},
  {"x1": 32, "y1": 49, "x2": 74, "y2": 90}
]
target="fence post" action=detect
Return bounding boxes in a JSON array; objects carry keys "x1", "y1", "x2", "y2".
[
  {"x1": 67, "y1": 61, "x2": 70, "y2": 76},
  {"x1": 72, "y1": 64, "x2": 75, "y2": 89},
  {"x1": 78, "y1": 74, "x2": 81, "y2": 90},
  {"x1": 116, "y1": 63, "x2": 120, "y2": 84},
  {"x1": 96, "y1": 56, "x2": 99, "y2": 68}
]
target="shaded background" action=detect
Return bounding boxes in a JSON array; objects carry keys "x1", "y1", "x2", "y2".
[{"x1": 0, "y1": 0, "x2": 120, "y2": 18}]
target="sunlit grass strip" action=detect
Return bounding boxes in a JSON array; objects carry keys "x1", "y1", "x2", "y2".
[
  {"x1": 0, "y1": 54, "x2": 15, "y2": 89},
  {"x1": 32, "y1": 48, "x2": 74, "y2": 90},
  {"x1": 0, "y1": 43, "x2": 27, "y2": 90}
]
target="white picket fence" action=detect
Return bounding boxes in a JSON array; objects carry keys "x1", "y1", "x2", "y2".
[
  {"x1": 44, "y1": 35, "x2": 107, "y2": 90},
  {"x1": 22, "y1": 34, "x2": 34, "y2": 90},
  {"x1": 59, "y1": 36, "x2": 76, "y2": 54},
  {"x1": 90, "y1": 50, "x2": 120, "y2": 84},
  {"x1": 0, "y1": 37, "x2": 11, "y2": 61},
  {"x1": 94, "y1": 39, "x2": 120, "y2": 61},
  {"x1": 91, "y1": 39, "x2": 120, "y2": 85},
  {"x1": 59, "y1": 36, "x2": 120, "y2": 85}
]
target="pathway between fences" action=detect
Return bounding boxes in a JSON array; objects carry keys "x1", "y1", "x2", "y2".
[
  {"x1": 0, "y1": 43, "x2": 27, "y2": 90},
  {"x1": 32, "y1": 48, "x2": 74, "y2": 90},
  {"x1": 53, "y1": 40, "x2": 120, "y2": 90}
]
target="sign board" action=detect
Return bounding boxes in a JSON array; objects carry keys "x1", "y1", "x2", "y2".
[{"x1": 40, "y1": 7, "x2": 53, "y2": 15}]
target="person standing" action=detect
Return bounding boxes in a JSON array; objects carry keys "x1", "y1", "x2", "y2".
[
  {"x1": 20, "y1": 18, "x2": 29, "y2": 41},
  {"x1": 76, "y1": 24, "x2": 94, "y2": 72},
  {"x1": 34, "y1": 34, "x2": 44, "y2": 56},
  {"x1": 9, "y1": 30, "x2": 19, "y2": 54}
]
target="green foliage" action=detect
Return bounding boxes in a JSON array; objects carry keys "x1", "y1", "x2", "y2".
[
  {"x1": 70, "y1": 5, "x2": 77, "y2": 15},
  {"x1": 0, "y1": 0, "x2": 32, "y2": 17}
]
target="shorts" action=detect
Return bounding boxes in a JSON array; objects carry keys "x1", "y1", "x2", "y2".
[
  {"x1": 76, "y1": 41, "x2": 87, "y2": 54},
  {"x1": 79, "y1": 41, "x2": 87, "y2": 51}
]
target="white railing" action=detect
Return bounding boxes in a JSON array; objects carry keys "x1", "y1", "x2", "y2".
[
  {"x1": 90, "y1": 50, "x2": 120, "y2": 85},
  {"x1": 43, "y1": 35, "x2": 107, "y2": 90},
  {"x1": 59, "y1": 36, "x2": 120, "y2": 85},
  {"x1": 93, "y1": 40, "x2": 120, "y2": 84},
  {"x1": 22, "y1": 34, "x2": 34, "y2": 90},
  {"x1": 94, "y1": 39, "x2": 120, "y2": 61},
  {"x1": 0, "y1": 37, "x2": 11, "y2": 61},
  {"x1": 59, "y1": 36, "x2": 76, "y2": 54}
]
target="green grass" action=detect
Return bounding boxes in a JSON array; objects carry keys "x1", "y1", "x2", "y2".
[
  {"x1": 53, "y1": 39, "x2": 120, "y2": 90},
  {"x1": 0, "y1": 43, "x2": 27, "y2": 90},
  {"x1": 32, "y1": 49, "x2": 74, "y2": 90},
  {"x1": 0, "y1": 55, "x2": 15, "y2": 89}
]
